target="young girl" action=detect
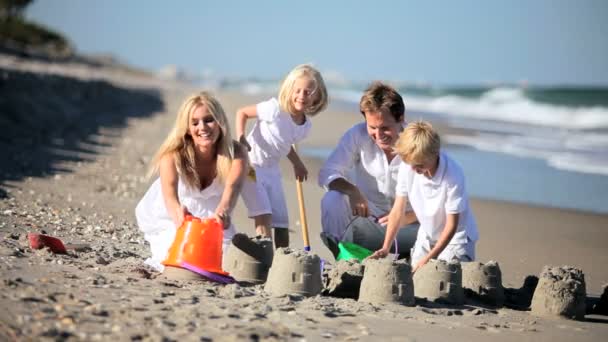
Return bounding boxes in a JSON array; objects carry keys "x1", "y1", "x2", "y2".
[
  {"x1": 135, "y1": 91, "x2": 248, "y2": 275},
  {"x1": 237, "y1": 64, "x2": 328, "y2": 248}
]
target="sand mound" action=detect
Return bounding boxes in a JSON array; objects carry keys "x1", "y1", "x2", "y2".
[
  {"x1": 531, "y1": 266, "x2": 586, "y2": 320},
  {"x1": 413, "y1": 259, "x2": 464, "y2": 305},
  {"x1": 462, "y1": 261, "x2": 504, "y2": 307},
  {"x1": 224, "y1": 233, "x2": 274, "y2": 284},
  {"x1": 264, "y1": 248, "x2": 322, "y2": 297},
  {"x1": 358, "y1": 258, "x2": 414, "y2": 305},
  {"x1": 322, "y1": 260, "x2": 365, "y2": 299}
]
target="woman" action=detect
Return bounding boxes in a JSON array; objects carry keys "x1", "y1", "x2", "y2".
[{"x1": 135, "y1": 91, "x2": 247, "y2": 279}]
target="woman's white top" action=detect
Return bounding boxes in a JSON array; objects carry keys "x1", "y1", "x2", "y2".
[{"x1": 135, "y1": 177, "x2": 236, "y2": 271}]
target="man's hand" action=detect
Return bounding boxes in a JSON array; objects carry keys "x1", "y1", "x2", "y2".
[
  {"x1": 377, "y1": 214, "x2": 389, "y2": 226},
  {"x1": 348, "y1": 190, "x2": 369, "y2": 217},
  {"x1": 238, "y1": 135, "x2": 251, "y2": 151},
  {"x1": 293, "y1": 160, "x2": 308, "y2": 182},
  {"x1": 368, "y1": 247, "x2": 389, "y2": 259}
]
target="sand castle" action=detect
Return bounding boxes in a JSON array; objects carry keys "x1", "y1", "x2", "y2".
[
  {"x1": 264, "y1": 248, "x2": 322, "y2": 297},
  {"x1": 531, "y1": 266, "x2": 586, "y2": 320},
  {"x1": 358, "y1": 258, "x2": 415, "y2": 305},
  {"x1": 224, "y1": 234, "x2": 274, "y2": 284},
  {"x1": 322, "y1": 259, "x2": 365, "y2": 299},
  {"x1": 462, "y1": 261, "x2": 505, "y2": 307},
  {"x1": 413, "y1": 259, "x2": 464, "y2": 305}
]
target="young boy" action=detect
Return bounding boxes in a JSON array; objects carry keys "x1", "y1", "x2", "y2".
[{"x1": 369, "y1": 121, "x2": 478, "y2": 272}]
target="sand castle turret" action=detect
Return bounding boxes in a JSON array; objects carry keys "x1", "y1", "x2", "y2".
[
  {"x1": 323, "y1": 260, "x2": 365, "y2": 299},
  {"x1": 264, "y1": 248, "x2": 322, "y2": 297},
  {"x1": 531, "y1": 266, "x2": 586, "y2": 320},
  {"x1": 358, "y1": 258, "x2": 415, "y2": 305},
  {"x1": 462, "y1": 261, "x2": 505, "y2": 307},
  {"x1": 413, "y1": 259, "x2": 464, "y2": 305},
  {"x1": 224, "y1": 234, "x2": 274, "y2": 284}
]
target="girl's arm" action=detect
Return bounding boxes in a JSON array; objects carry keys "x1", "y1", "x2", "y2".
[
  {"x1": 369, "y1": 195, "x2": 407, "y2": 259},
  {"x1": 159, "y1": 154, "x2": 189, "y2": 227},
  {"x1": 412, "y1": 213, "x2": 459, "y2": 273},
  {"x1": 214, "y1": 142, "x2": 248, "y2": 228},
  {"x1": 287, "y1": 146, "x2": 308, "y2": 182},
  {"x1": 235, "y1": 105, "x2": 258, "y2": 151}
]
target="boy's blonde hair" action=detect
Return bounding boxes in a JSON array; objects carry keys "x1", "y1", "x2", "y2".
[
  {"x1": 394, "y1": 121, "x2": 440, "y2": 164},
  {"x1": 278, "y1": 64, "x2": 328, "y2": 116},
  {"x1": 148, "y1": 91, "x2": 234, "y2": 189}
]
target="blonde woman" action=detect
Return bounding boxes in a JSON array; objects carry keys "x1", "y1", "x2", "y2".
[
  {"x1": 236, "y1": 64, "x2": 328, "y2": 248},
  {"x1": 136, "y1": 91, "x2": 247, "y2": 274}
]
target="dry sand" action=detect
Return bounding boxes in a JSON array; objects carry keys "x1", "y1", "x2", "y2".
[{"x1": 1, "y1": 55, "x2": 608, "y2": 340}]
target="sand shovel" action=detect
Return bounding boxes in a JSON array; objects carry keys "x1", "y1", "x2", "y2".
[{"x1": 293, "y1": 144, "x2": 311, "y2": 252}]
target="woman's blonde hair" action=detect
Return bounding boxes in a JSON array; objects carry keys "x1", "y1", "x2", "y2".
[
  {"x1": 148, "y1": 91, "x2": 234, "y2": 189},
  {"x1": 394, "y1": 120, "x2": 440, "y2": 164},
  {"x1": 278, "y1": 64, "x2": 328, "y2": 116}
]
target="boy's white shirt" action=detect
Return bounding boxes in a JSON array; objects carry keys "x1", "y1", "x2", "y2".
[
  {"x1": 318, "y1": 122, "x2": 406, "y2": 215},
  {"x1": 247, "y1": 97, "x2": 311, "y2": 168},
  {"x1": 395, "y1": 151, "x2": 479, "y2": 245}
]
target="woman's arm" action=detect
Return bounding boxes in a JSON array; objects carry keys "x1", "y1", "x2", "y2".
[
  {"x1": 214, "y1": 142, "x2": 248, "y2": 228},
  {"x1": 235, "y1": 105, "x2": 258, "y2": 151},
  {"x1": 159, "y1": 154, "x2": 189, "y2": 227}
]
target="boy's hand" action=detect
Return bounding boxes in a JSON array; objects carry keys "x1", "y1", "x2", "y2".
[
  {"x1": 368, "y1": 247, "x2": 389, "y2": 259},
  {"x1": 239, "y1": 135, "x2": 251, "y2": 151},
  {"x1": 412, "y1": 256, "x2": 430, "y2": 273},
  {"x1": 293, "y1": 161, "x2": 308, "y2": 182}
]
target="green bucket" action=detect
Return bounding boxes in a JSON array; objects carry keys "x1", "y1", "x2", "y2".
[{"x1": 336, "y1": 241, "x2": 373, "y2": 261}]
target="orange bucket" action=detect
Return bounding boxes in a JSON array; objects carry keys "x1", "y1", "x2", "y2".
[{"x1": 162, "y1": 215, "x2": 228, "y2": 275}]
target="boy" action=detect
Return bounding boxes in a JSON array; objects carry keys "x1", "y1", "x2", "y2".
[{"x1": 370, "y1": 121, "x2": 478, "y2": 272}]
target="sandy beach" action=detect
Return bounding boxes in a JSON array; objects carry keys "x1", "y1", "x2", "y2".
[{"x1": 2, "y1": 55, "x2": 608, "y2": 341}]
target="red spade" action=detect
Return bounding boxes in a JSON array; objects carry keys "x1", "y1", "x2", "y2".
[{"x1": 28, "y1": 233, "x2": 68, "y2": 254}]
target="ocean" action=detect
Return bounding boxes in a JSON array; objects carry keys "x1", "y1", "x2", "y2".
[{"x1": 228, "y1": 81, "x2": 608, "y2": 215}]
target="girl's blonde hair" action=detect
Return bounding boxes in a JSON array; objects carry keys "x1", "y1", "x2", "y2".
[
  {"x1": 394, "y1": 120, "x2": 440, "y2": 164},
  {"x1": 278, "y1": 64, "x2": 328, "y2": 116},
  {"x1": 148, "y1": 91, "x2": 234, "y2": 189}
]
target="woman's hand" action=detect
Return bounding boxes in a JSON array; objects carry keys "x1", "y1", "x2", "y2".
[
  {"x1": 172, "y1": 205, "x2": 190, "y2": 228},
  {"x1": 369, "y1": 247, "x2": 389, "y2": 259},
  {"x1": 214, "y1": 210, "x2": 231, "y2": 230}
]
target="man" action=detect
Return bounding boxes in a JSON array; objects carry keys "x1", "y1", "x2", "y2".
[{"x1": 318, "y1": 81, "x2": 418, "y2": 258}]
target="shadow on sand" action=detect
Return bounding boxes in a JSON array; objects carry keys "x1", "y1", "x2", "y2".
[{"x1": 0, "y1": 67, "x2": 164, "y2": 195}]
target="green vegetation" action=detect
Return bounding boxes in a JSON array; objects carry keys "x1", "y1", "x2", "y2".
[{"x1": 1, "y1": 0, "x2": 72, "y2": 56}]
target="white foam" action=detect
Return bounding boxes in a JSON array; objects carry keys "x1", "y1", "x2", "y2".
[
  {"x1": 445, "y1": 133, "x2": 608, "y2": 176},
  {"x1": 405, "y1": 87, "x2": 608, "y2": 130}
]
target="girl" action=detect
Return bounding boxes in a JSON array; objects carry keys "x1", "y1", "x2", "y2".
[
  {"x1": 135, "y1": 91, "x2": 248, "y2": 275},
  {"x1": 237, "y1": 64, "x2": 328, "y2": 248}
]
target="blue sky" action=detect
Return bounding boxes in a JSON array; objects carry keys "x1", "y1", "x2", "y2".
[{"x1": 27, "y1": 0, "x2": 608, "y2": 86}]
